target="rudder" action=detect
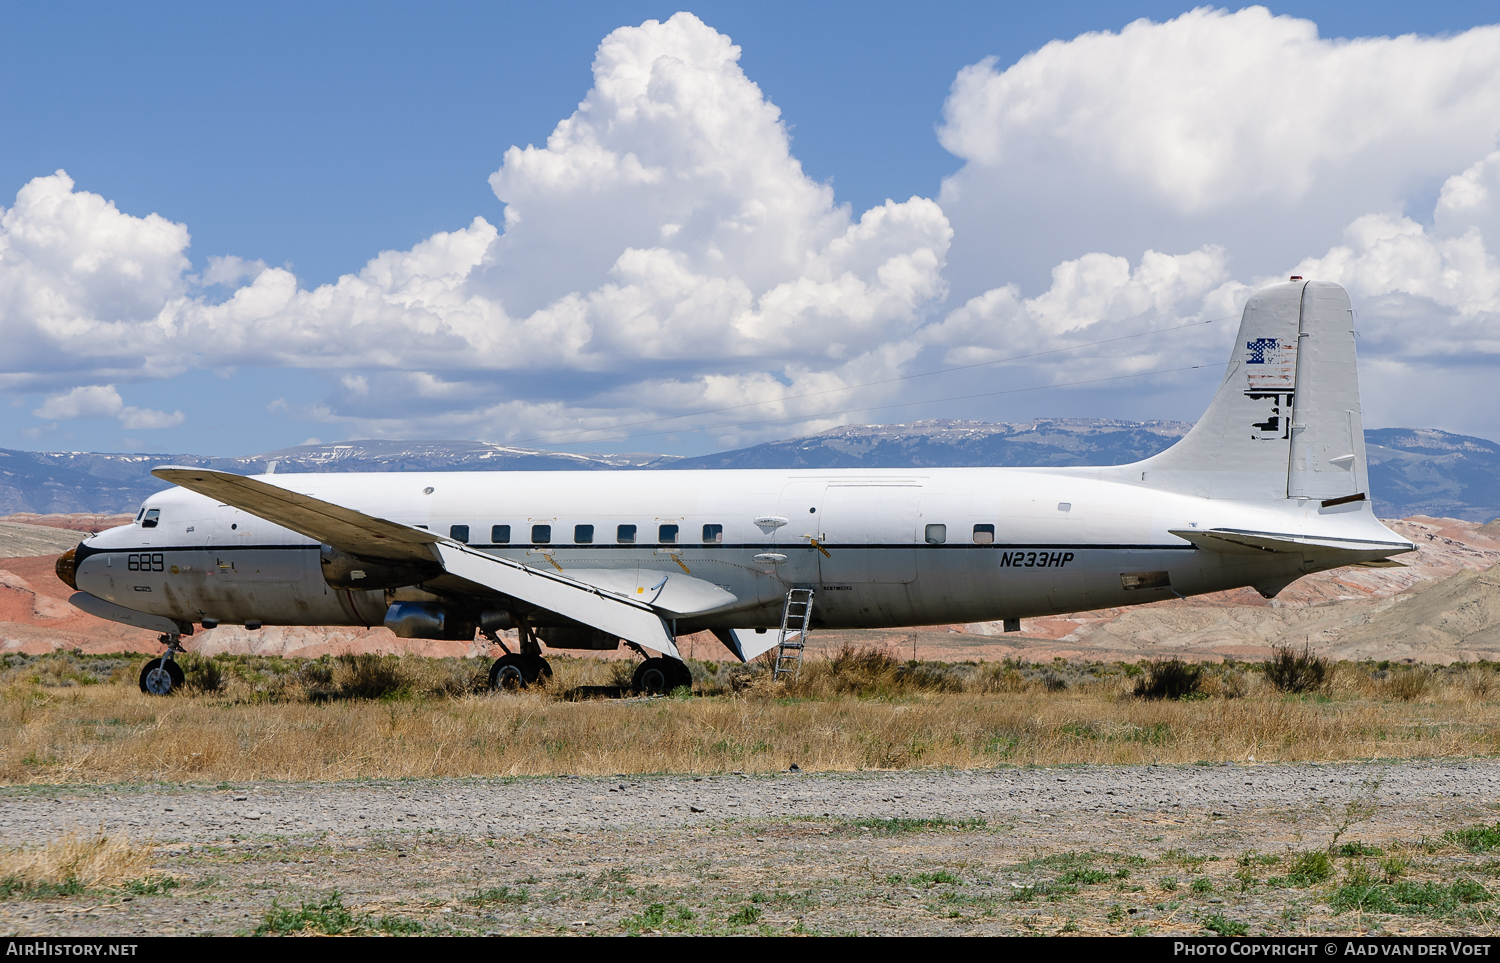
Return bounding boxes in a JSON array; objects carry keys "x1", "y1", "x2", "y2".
[{"x1": 1128, "y1": 279, "x2": 1365, "y2": 502}]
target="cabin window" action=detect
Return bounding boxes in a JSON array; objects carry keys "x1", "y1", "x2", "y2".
[
  {"x1": 617, "y1": 524, "x2": 637, "y2": 544},
  {"x1": 491, "y1": 524, "x2": 511, "y2": 544},
  {"x1": 142, "y1": 509, "x2": 160, "y2": 530},
  {"x1": 973, "y1": 524, "x2": 995, "y2": 545},
  {"x1": 924, "y1": 523, "x2": 947, "y2": 544},
  {"x1": 1057, "y1": 502, "x2": 1072, "y2": 512},
  {"x1": 450, "y1": 525, "x2": 470, "y2": 543},
  {"x1": 531, "y1": 524, "x2": 551, "y2": 544},
  {"x1": 702, "y1": 523, "x2": 723, "y2": 544},
  {"x1": 574, "y1": 524, "x2": 594, "y2": 544},
  {"x1": 658, "y1": 524, "x2": 679, "y2": 544}
]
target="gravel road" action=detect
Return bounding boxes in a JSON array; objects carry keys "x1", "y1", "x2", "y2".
[
  {"x1": 1, "y1": 759, "x2": 1496, "y2": 843},
  {"x1": 3, "y1": 760, "x2": 1499, "y2": 936}
]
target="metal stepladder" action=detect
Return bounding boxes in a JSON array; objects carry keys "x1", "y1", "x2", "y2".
[{"x1": 773, "y1": 588, "x2": 815, "y2": 682}]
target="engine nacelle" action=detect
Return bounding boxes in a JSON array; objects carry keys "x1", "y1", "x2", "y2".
[
  {"x1": 383, "y1": 601, "x2": 476, "y2": 640},
  {"x1": 321, "y1": 544, "x2": 439, "y2": 590}
]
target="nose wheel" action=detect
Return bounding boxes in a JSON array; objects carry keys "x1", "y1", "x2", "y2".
[
  {"x1": 139, "y1": 658, "x2": 184, "y2": 694},
  {"x1": 139, "y1": 634, "x2": 187, "y2": 695}
]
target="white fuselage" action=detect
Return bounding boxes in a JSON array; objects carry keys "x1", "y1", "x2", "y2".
[{"x1": 71, "y1": 464, "x2": 1402, "y2": 634}]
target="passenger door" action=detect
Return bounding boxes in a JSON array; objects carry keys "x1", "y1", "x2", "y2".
[{"x1": 772, "y1": 480, "x2": 827, "y2": 586}]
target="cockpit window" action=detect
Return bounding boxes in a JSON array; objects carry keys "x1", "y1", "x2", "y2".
[
  {"x1": 141, "y1": 509, "x2": 160, "y2": 529},
  {"x1": 135, "y1": 508, "x2": 145, "y2": 522}
]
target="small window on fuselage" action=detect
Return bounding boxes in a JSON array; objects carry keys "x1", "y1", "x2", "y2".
[
  {"x1": 924, "y1": 523, "x2": 946, "y2": 544},
  {"x1": 703, "y1": 524, "x2": 723, "y2": 544},
  {"x1": 142, "y1": 509, "x2": 160, "y2": 530},
  {"x1": 574, "y1": 524, "x2": 594, "y2": 544},
  {"x1": 973, "y1": 524, "x2": 995, "y2": 545},
  {"x1": 450, "y1": 525, "x2": 469, "y2": 543},
  {"x1": 531, "y1": 524, "x2": 551, "y2": 544},
  {"x1": 617, "y1": 524, "x2": 637, "y2": 544},
  {"x1": 658, "y1": 524, "x2": 679, "y2": 544},
  {"x1": 492, "y1": 525, "x2": 511, "y2": 544}
]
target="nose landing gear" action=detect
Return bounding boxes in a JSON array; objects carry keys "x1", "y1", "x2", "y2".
[{"x1": 139, "y1": 634, "x2": 187, "y2": 695}]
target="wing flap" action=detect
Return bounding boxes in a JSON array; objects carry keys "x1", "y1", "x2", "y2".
[
  {"x1": 432, "y1": 544, "x2": 679, "y2": 657},
  {"x1": 710, "y1": 627, "x2": 783, "y2": 663},
  {"x1": 560, "y1": 569, "x2": 738, "y2": 617}
]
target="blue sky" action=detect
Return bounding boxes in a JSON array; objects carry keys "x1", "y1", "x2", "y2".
[{"x1": 4, "y1": 2, "x2": 1500, "y2": 456}]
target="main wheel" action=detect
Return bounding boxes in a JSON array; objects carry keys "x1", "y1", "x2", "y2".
[
  {"x1": 139, "y1": 658, "x2": 184, "y2": 695},
  {"x1": 488, "y1": 654, "x2": 553, "y2": 690},
  {"x1": 525, "y1": 655, "x2": 553, "y2": 684},
  {"x1": 633, "y1": 657, "x2": 693, "y2": 695}
]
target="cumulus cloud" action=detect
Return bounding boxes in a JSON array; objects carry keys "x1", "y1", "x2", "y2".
[
  {"x1": 6, "y1": 9, "x2": 1500, "y2": 447},
  {"x1": 941, "y1": 9, "x2": 1500, "y2": 210},
  {"x1": 936, "y1": 7, "x2": 1500, "y2": 293},
  {"x1": 0, "y1": 171, "x2": 192, "y2": 388},
  {"x1": 0, "y1": 13, "x2": 950, "y2": 447},
  {"x1": 32, "y1": 385, "x2": 184, "y2": 429}
]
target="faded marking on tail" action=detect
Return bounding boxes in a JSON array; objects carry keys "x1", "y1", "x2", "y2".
[{"x1": 1116, "y1": 280, "x2": 1367, "y2": 504}]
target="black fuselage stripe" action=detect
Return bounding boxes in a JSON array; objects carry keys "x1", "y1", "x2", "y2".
[{"x1": 85, "y1": 542, "x2": 1196, "y2": 553}]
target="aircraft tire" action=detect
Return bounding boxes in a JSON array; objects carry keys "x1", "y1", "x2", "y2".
[
  {"x1": 633, "y1": 657, "x2": 692, "y2": 695},
  {"x1": 139, "y1": 658, "x2": 184, "y2": 695},
  {"x1": 525, "y1": 655, "x2": 553, "y2": 684},
  {"x1": 489, "y1": 654, "x2": 553, "y2": 690}
]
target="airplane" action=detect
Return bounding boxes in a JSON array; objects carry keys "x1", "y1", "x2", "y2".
[{"x1": 54, "y1": 279, "x2": 1415, "y2": 696}]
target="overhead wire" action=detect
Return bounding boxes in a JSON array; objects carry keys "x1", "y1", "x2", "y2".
[
  {"x1": 516, "y1": 312, "x2": 1240, "y2": 448},
  {"x1": 537, "y1": 361, "x2": 1231, "y2": 447}
]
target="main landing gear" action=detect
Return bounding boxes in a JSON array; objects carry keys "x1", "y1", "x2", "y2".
[
  {"x1": 480, "y1": 616, "x2": 692, "y2": 696},
  {"x1": 139, "y1": 634, "x2": 186, "y2": 695},
  {"x1": 632, "y1": 657, "x2": 692, "y2": 695},
  {"x1": 483, "y1": 616, "x2": 552, "y2": 690},
  {"x1": 622, "y1": 641, "x2": 692, "y2": 695}
]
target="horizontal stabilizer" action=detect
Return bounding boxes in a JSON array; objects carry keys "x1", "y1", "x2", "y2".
[
  {"x1": 1170, "y1": 527, "x2": 1413, "y2": 559},
  {"x1": 152, "y1": 467, "x2": 436, "y2": 562}
]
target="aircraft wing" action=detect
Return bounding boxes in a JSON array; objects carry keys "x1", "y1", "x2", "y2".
[
  {"x1": 152, "y1": 467, "x2": 678, "y2": 655},
  {"x1": 430, "y1": 544, "x2": 679, "y2": 657},
  {"x1": 153, "y1": 467, "x2": 437, "y2": 563},
  {"x1": 1168, "y1": 527, "x2": 1414, "y2": 559},
  {"x1": 556, "y1": 569, "x2": 738, "y2": 618}
]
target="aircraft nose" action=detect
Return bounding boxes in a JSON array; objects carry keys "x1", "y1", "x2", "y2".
[{"x1": 55, "y1": 545, "x2": 79, "y2": 590}]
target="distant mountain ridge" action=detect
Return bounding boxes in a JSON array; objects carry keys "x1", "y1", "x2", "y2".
[
  {"x1": 0, "y1": 420, "x2": 1495, "y2": 522},
  {"x1": 662, "y1": 418, "x2": 1194, "y2": 470}
]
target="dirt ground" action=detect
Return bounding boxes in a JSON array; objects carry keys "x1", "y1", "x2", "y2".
[{"x1": 4, "y1": 760, "x2": 1500, "y2": 937}]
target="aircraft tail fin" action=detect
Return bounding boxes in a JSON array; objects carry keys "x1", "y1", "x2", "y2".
[{"x1": 1127, "y1": 279, "x2": 1367, "y2": 502}]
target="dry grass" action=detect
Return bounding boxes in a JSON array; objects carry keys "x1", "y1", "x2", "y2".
[
  {"x1": 0, "y1": 831, "x2": 153, "y2": 893},
  {"x1": 1, "y1": 648, "x2": 1500, "y2": 783}
]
